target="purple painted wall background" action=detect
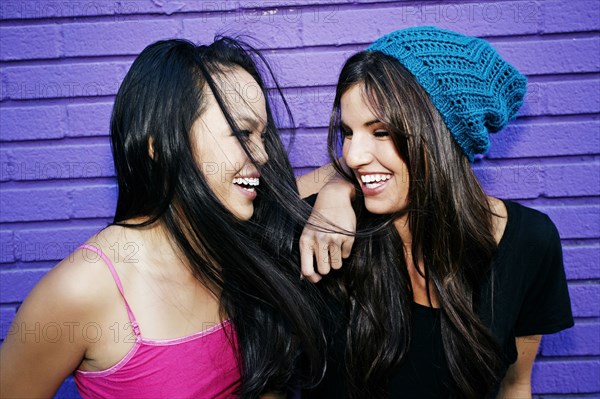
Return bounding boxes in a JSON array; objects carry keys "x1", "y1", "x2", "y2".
[{"x1": 0, "y1": 0, "x2": 598, "y2": 397}]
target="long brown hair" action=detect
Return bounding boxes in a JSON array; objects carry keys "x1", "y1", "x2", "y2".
[{"x1": 327, "y1": 51, "x2": 504, "y2": 398}]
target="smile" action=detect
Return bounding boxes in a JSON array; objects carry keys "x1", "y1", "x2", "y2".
[
  {"x1": 233, "y1": 176, "x2": 259, "y2": 195},
  {"x1": 360, "y1": 173, "x2": 392, "y2": 189}
]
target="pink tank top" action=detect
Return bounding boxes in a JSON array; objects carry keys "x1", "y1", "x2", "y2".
[{"x1": 74, "y1": 244, "x2": 241, "y2": 398}]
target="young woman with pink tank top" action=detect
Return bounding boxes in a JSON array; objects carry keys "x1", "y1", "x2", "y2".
[{"x1": 1, "y1": 38, "x2": 328, "y2": 398}]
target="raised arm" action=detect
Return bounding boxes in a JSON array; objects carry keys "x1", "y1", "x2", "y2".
[
  {"x1": 299, "y1": 174, "x2": 357, "y2": 283},
  {"x1": 296, "y1": 163, "x2": 340, "y2": 199}
]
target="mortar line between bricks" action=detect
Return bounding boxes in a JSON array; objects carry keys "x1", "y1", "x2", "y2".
[
  {"x1": 0, "y1": 218, "x2": 113, "y2": 229},
  {"x1": 0, "y1": 155, "x2": 598, "y2": 184},
  {"x1": 2, "y1": 75, "x2": 600, "y2": 105},
  {"x1": 2, "y1": 31, "x2": 599, "y2": 66},
  {"x1": 0, "y1": 0, "x2": 405, "y2": 25},
  {"x1": 0, "y1": 177, "x2": 116, "y2": 187},
  {"x1": 0, "y1": 0, "x2": 565, "y2": 26},
  {"x1": 534, "y1": 355, "x2": 600, "y2": 362},
  {"x1": 0, "y1": 303, "x2": 21, "y2": 308},
  {"x1": 516, "y1": 196, "x2": 600, "y2": 205},
  {"x1": 570, "y1": 318, "x2": 600, "y2": 325},
  {"x1": 527, "y1": 72, "x2": 600, "y2": 83},
  {"x1": 534, "y1": 394, "x2": 600, "y2": 398},
  {"x1": 563, "y1": 242, "x2": 600, "y2": 248},
  {"x1": 486, "y1": 30, "x2": 600, "y2": 43}
]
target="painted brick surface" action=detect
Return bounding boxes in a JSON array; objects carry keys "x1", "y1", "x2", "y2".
[{"x1": 0, "y1": 1, "x2": 598, "y2": 397}]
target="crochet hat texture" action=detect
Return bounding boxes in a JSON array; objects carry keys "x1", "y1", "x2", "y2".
[{"x1": 367, "y1": 26, "x2": 527, "y2": 161}]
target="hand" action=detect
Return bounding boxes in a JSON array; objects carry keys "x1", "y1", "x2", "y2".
[{"x1": 300, "y1": 178, "x2": 356, "y2": 283}]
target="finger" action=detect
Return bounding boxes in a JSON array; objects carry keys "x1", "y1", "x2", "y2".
[
  {"x1": 300, "y1": 237, "x2": 322, "y2": 283},
  {"x1": 329, "y1": 243, "x2": 343, "y2": 270},
  {"x1": 315, "y1": 242, "x2": 331, "y2": 276},
  {"x1": 300, "y1": 237, "x2": 316, "y2": 277},
  {"x1": 341, "y1": 237, "x2": 355, "y2": 259}
]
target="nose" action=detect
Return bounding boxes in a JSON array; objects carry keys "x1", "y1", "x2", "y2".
[
  {"x1": 250, "y1": 135, "x2": 269, "y2": 165},
  {"x1": 343, "y1": 133, "x2": 373, "y2": 169}
]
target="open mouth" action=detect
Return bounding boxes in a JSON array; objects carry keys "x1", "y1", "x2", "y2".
[
  {"x1": 360, "y1": 173, "x2": 392, "y2": 189},
  {"x1": 232, "y1": 176, "x2": 259, "y2": 192}
]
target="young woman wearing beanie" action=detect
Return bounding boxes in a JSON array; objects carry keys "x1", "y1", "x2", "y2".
[
  {"x1": 0, "y1": 37, "x2": 328, "y2": 399},
  {"x1": 300, "y1": 26, "x2": 573, "y2": 399}
]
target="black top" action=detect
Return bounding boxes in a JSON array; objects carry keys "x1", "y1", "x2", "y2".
[{"x1": 304, "y1": 200, "x2": 574, "y2": 398}]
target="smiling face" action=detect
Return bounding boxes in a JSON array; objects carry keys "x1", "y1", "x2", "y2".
[
  {"x1": 193, "y1": 66, "x2": 268, "y2": 221},
  {"x1": 340, "y1": 83, "x2": 410, "y2": 215}
]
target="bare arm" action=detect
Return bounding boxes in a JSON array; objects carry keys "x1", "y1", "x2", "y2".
[
  {"x1": 0, "y1": 255, "x2": 97, "y2": 398},
  {"x1": 497, "y1": 335, "x2": 542, "y2": 399},
  {"x1": 299, "y1": 175, "x2": 356, "y2": 283},
  {"x1": 296, "y1": 163, "x2": 340, "y2": 199}
]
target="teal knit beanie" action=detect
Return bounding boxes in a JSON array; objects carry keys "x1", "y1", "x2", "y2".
[{"x1": 367, "y1": 26, "x2": 527, "y2": 161}]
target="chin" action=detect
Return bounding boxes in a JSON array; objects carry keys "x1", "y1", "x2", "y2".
[
  {"x1": 364, "y1": 198, "x2": 402, "y2": 215},
  {"x1": 232, "y1": 205, "x2": 254, "y2": 221}
]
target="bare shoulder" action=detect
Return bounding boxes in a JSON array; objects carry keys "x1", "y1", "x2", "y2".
[{"x1": 22, "y1": 226, "x2": 130, "y2": 322}]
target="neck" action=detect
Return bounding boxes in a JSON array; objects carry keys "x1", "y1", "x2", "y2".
[{"x1": 393, "y1": 214, "x2": 412, "y2": 248}]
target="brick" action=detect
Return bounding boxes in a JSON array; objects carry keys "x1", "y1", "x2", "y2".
[
  {"x1": 182, "y1": 14, "x2": 304, "y2": 50},
  {"x1": 532, "y1": 359, "x2": 600, "y2": 394},
  {"x1": 279, "y1": 86, "x2": 335, "y2": 128},
  {"x1": 542, "y1": 0, "x2": 600, "y2": 34},
  {"x1": 63, "y1": 20, "x2": 180, "y2": 57},
  {"x1": 66, "y1": 102, "x2": 114, "y2": 138},
  {"x1": 70, "y1": 184, "x2": 118, "y2": 219},
  {"x1": 541, "y1": 321, "x2": 600, "y2": 356},
  {"x1": 0, "y1": 185, "x2": 72, "y2": 222},
  {"x1": 0, "y1": 25, "x2": 61, "y2": 61},
  {"x1": 299, "y1": 2, "x2": 543, "y2": 48},
  {"x1": 493, "y1": 37, "x2": 600, "y2": 76},
  {"x1": 569, "y1": 283, "x2": 600, "y2": 318},
  {"x1": 269, "y1": 49, "x2": 355, "y2": 88},
  {"x1": 1, "y1": 183, "x2": 117, "y2": 223},
  {"x1": 1, "y1": 143, "x2": 115, "y2": 182},
  {"x1": 539, "y1": 205, "x2": 600, "y2": 240},
  {"x1": 16, "y1": 225, "x2": 104, "y2": 262},
  {"x1": 0, "y1": 1, "x2": 133, "y2": 20},
  {"x1": 474, "y1": 159, "x2": 599, "y2": 199},
  {"x1": 1, "y1": 62, "x2": 127, "y2": 101},
  {"x1": 0, "y1": 105, "x2": 66, "y2": 141},
  {"x1": 488, "y1": 121, "x2": 600, "y2": 159},
  {"x1": 0, "y1": 305, "x2": 17, "y2": 341},
  {"x1": 282, "y1": 80, "x2": 600, "y2": 130},
  {"x1": 55, "y1": 377, "x2": 82, "y2": 399},
  {"x1": 0, "y1": 269, "x2": 48, "y2": 303},
  {"x1": 100, "y1": 0, "x2": 405, "y2": 18},
  {"x1": 268, "y1": 37, "x2": 600, "y2": 87},
  {"x1": 0, "y1": 230, "x2": 15, "y2": 263},
  {"x1": 563, "y1": 245, "x2": 600, "y2": 280},
  {"x1": 520, "y1": 79, "x2": 600, "y2": 117},
  {"x1": 475, "y1": 163, "x2": 544, "y2": 200},
  {"x1": 287, "y1": 130, "x2": 329, "y2": 167},
  {"x1": 544, "y1": 161, "x2": 600, "y2": 198}
]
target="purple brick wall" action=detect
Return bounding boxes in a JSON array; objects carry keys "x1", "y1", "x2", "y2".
[{"x1": 1, "y1": 1, "x2": 598, "y2": 397}]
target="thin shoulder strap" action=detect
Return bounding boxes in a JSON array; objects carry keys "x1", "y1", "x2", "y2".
[{"x1": 78, "y1": 244, "x2": 141, "y2": 338}]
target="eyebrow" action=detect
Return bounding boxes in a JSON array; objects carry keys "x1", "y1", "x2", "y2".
[
  {"x1": 340, "y1": 119, "x2": 382, "y2": 130},
  {"x1": 238, "y1": 117, "x2": 267, "y2": 133}
]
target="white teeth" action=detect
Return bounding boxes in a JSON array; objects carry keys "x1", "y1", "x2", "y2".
[
  {"x1": 360, "y1": 174, "x2": 391, "y2": 184},
  {"x1": 233, "y1": 177, "x2": 259, "y2": 186}
]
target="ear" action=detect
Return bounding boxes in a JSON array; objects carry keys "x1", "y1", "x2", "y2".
[{"x1": 148, "y1": 136, "x2": 155, "y2": 160}]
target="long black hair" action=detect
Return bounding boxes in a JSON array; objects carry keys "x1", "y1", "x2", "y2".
[
  {"x1": 326, "y1": 51, "x2": 504, "y2": 398},
  {"x1": 110, "y1": 37, "x2": 325, "y2": 397}
]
